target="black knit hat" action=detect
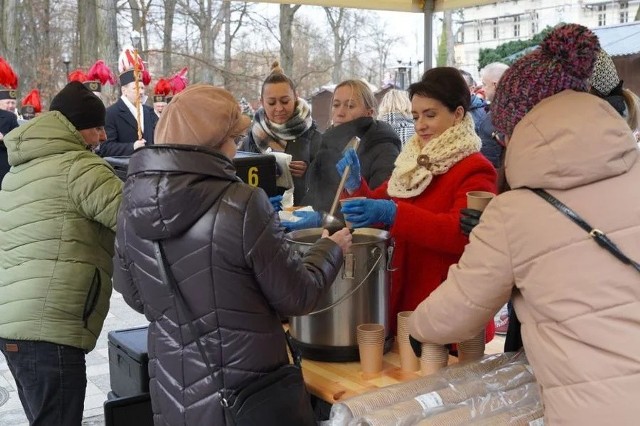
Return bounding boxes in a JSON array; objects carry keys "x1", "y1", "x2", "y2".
[{"x1": 50, "y1": 81, "x2": 106, "y2": 130}]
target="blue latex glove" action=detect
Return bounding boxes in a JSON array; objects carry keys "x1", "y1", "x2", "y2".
[
  {"x1": 341, "y1": 198, "x2": 396, "y2": 228},
  {"x1": 269, "y1": 195, "x2": 283, "y2": 212},
  {"x1": 336, "y1": 148, "x2": 361, "y2": 192},
  {"x1": 281, "y1": 210, "x2": 322, "y2": 231}
]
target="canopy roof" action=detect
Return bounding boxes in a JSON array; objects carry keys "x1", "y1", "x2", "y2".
[{"x1": 252, "y1": 0, "x2": 498, "y2": 13}]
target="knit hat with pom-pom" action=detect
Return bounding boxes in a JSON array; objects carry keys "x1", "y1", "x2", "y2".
[{"x1": 492, "y1": 24, "x2": 600, "y2": 137}]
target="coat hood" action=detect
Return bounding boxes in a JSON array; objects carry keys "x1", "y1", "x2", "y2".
[
  {"x1": 325, "y1": 116, "x2": 402, "y2": 151},
  {"x1": 4, "y1": 111, "x2": 88, "y2": 166},
  {"x1": 505, "y1": 90, "x2": 638, "y2": 190},
  {"x1": 123, "y1": 145, "x2": 241, "y2": 240}
]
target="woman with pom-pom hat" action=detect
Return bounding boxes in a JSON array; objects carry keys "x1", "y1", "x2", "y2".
[{"x1": 409, "y1": 23, "x2": 640, "y2": 424}]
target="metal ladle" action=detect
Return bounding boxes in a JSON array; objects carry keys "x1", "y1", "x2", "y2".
[{"x1": 321, "y1": 136, "x2": 361, "y2": 233}]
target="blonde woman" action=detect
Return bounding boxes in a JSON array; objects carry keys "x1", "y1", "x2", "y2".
[
  {"x1": 377, "y1": 89, "x2": 415, "y2": 146},
  {"x1": 284, "y1": 79, "x2": 401, "y2": 229}
]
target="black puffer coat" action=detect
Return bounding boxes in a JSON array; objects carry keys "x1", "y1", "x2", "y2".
[
  {"x1": 303, "y1": 117, "x2": 401, "y2": 213},
  {"x1": 113, "y1": 145, "x2": 343, "y2": 426}
]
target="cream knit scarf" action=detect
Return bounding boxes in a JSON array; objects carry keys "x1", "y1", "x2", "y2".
[{"x1": 387, "y1": 113, "x2": 481, "y2": 198}]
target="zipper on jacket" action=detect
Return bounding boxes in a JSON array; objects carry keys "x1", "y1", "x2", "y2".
[{"x1": 82, "y1": 269, "x2": 102, "y2": 328}]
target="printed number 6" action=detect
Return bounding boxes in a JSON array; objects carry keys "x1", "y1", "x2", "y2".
[{"x1": 248, "y1": 167, "x2": 259, "y2": 187}]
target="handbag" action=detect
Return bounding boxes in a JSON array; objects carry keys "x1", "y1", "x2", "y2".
[
  {"x1": 530, "y1": 188, "x2": 640, "y2": 274},
  {"x1": 153, "y1": 240, "x2": 315, "y2": 426}
]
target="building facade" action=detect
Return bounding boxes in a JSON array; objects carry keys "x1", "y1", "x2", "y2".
[{"x1": 454, "y1": 0, "x2": 639, "y2": 76}]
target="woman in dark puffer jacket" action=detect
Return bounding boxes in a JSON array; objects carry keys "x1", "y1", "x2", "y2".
[{"x1": 113, "y1": 85, "x2": 352, "y2": 426}]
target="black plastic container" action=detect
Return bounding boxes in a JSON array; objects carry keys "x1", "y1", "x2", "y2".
[{"x1": 108, "y1": 326, "x2": 149, "y2": 398}]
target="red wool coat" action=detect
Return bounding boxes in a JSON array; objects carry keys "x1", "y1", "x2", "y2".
[{"x1": 354, "y1": 152, "x2": 497, "y2": 335}]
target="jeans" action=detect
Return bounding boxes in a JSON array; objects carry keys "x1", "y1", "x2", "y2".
[{"x1": 0, "y1": 338, "x2": 86, "y2": 426}]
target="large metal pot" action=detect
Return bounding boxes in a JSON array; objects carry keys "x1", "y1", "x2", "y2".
[{"x1": 286, "y1": 228, "x2": 394, "y2": 361}]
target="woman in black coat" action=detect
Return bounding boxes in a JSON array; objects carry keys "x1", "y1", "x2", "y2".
[{"x1": 113, "y1": 85, "x2": 352, "y2": 426}]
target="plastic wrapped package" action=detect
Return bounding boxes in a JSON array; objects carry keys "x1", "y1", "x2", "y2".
[
  {"x1": 471, "y1": 402, "x2": 544, "y2": 425},
  {"x1": 417, "y1": 382, "x2": 541, "y2": 426},
  {"x1": 323, "y1": 352, "x2": 528, "y2": 426},
  {"x1": 351, "y1": 363, "x2": 535, "y2": 426}
]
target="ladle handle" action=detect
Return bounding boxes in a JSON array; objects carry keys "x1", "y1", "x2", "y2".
[
  {"x1": 329, "y1": 165, "x2": 350, "y2": 218},
  {"x1": 328, "y1": 136, "x2": 361, "y2": 219}
]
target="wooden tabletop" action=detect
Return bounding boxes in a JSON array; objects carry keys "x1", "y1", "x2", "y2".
[{"x1": 299, "y1": 341, "x2": 457, "y2": 404}]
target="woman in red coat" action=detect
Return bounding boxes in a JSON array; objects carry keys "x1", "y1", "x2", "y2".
[{"x1": 339, "y1": 67, "x2": 497, "y2": 335}]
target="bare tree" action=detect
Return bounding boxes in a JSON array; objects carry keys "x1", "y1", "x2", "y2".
[
  {"x1": 323, "y1": 7, "x2": 365, "y2": 83},
  {"x1": 162, "y1": 0, "x2": 178, "y2": 75},
  {"x1": 78, "y1": 0, "x2": 99, "y2": 67},
  {"x1": 279, "y1": 3, "x2": 300, "y2": 76}
]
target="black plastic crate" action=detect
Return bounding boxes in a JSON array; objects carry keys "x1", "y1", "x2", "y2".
[
  {"x1": 104, "y1": 392, "x2": 153, "y2": 426},
  {"x1": 103, "y1": 156, "x2": 130, "y2": 182},
  {"x1": 108, "y1": 326, "x2": 149, "y2": 398}
]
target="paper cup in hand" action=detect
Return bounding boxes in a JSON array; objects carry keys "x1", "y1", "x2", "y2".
[
  {"x1": 420, "y1": 342, "x2": 448, "y2": 376},
  {"x1": 466, "y1": 191, "x2": 495, "y2": 212},
  {"x1": 397, "y1": 311, "x2": 419, "y2": 372},
  {"x1": 357, "y1": 323, "x2": 385, "y2": 374},
  {"x1": 339, "y1": 197, "x2": 366, "y2": 229}
]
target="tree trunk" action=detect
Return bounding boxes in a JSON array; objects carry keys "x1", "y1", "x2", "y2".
[
  {"x1": 324, "y1": 7, "x2": 346, "y2": 84},
  {"x1": 78, "y1": 0, "x2": 98, "y2": 67},
  {"x1": 223, "y1": 0, "x2": 231, "y2": 87},
  {"x1": 1, "y1": 0, "x2": 20, "y2": 63},
  {"x1": 445, "y1": 10, "x2": 455, "y2": 66},
  {"x1": 279, "y1": 4, "x2": 300, "y2": 77},
  {"x1": 163, "y1": 0, "x2": 178, "y2": 75}
]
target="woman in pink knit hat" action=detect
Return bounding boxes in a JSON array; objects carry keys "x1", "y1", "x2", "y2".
[{"x1": 409, "y1": 23, "x2": 640, "y2": 424}]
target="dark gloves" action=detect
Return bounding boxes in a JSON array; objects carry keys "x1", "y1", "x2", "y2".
[
  {"x1": 269, "y1": 195, "x2": 283, "y2": 212},
  {"x1": 460, "y1": 208, "x2": 482, "y2": 236},
  {"x1": 336, "y1": 148, "x2": 362, "y2": 192},
  {"x1": 341, "y1": 198, "x2": 396, "y2": 228},
  {"x1": 409, "y1": 335, "x2": 422, "y2": 358}
]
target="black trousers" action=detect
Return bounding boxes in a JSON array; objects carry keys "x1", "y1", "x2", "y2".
[
  {"x1": 0, "y1": 338, "x2": 86, "y2": 426},
  {"x1": 504, "y1": 301, "x2": 523, "y2": 352}
]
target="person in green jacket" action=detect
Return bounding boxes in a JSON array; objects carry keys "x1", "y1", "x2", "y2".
[{"x1": 0, "y1": 81, "x2": 122, "y2": 426}]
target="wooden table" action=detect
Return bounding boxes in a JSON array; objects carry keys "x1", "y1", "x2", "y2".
[{"x1": 299, "y1": 341, "x2": 457, "y2": 405}]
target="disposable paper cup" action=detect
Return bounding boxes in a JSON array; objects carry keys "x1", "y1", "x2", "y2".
[
  {"x1": 396, "y1": 311, "x2": 413, "y2": 343},
  {"x1": 339, "y1": 197, "x2": 366, "y2": 229},
  {"x1": 397, "y1": 311, "x2": 419, "y2": 372},
  {"x1": 357, "y1": 323, "x2": 385, "y2": 374},
  {"x1": 458, "y1": 332, "x2": 485, "y2": 363},
  {"x1": 466, "y1": 191, "x2": 495, "y2": 212},
  {"x1": 420, "y1": 343, "x2": 449, "y2": 376}
]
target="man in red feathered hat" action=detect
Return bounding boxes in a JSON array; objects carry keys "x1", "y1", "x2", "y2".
[
  {"x1": 99, "y1": 48, "x2": 157, "y2": 157},
  {"x1": 18, "y1": 89, "x2": 42, "y2": 121},
  {"x1": 84, "y1": 60, "x2": 115, "y2": 100},
  {"x1": 0, "y1": 57, "x2": 18, "y2": 115},
  {"x1": 152, "y1": 78, "x2": 171, "y2": 117}
]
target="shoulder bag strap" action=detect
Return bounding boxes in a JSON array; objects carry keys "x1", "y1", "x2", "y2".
[
  {"x1": 153, "y1": 240, "x2": 230, "y2": 405},
  {"x1": 530, "y1": 188, "x2": 640, "y2": 274}
]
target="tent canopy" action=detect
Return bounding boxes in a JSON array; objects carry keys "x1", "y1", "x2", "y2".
[{"x1": 252, "y1": 0, "x2": 498, "y2": 13}]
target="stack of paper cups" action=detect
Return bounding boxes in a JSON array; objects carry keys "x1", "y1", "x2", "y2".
[
  {"x1": 458, "y1": 331, "x2": 485, "y2": 363},
  {"x1": 397, "y1": 311, "x2": 420, "y2": 372},
  {"x1": 420, "y1": 342, "x2": 449, "y2": 376},
  {"x1": 357, "y1": 323, "x2": 386, "y2": 374}
]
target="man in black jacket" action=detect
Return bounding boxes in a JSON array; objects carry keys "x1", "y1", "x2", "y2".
[
  {"x1": 0, "y1": 108, "x2": 19, "y2": 182},
  {"x1": 477, "y1": 62, "x2": 509, "y2": 169},
  {"x1": 99, "y1": 69, "x2": 158, "y2": 157}
]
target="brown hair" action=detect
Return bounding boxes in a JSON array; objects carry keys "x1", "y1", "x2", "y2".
[{"x1": 260, "y1": 61, "x2": 297, "y2": 99}]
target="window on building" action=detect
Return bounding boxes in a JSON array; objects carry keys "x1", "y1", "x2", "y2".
[
  {"x1": 477, "y1": 28, "x2": 481, "y2": 41},
  {"x1": 597, "y1": 4, "x2": 607, "y2": 27},
  {"x1": 493, "y1": 19, "x2": 498, "y2": 39},
  {"x1": 620, "y1": 2, "x2": 629, "y2": 23},
  {"x1": 458, "y1": 30, "x2": 464, "y2": 43},
  {"x1": 514, "y1": 16, "x2": 520, "y2": 37}
]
